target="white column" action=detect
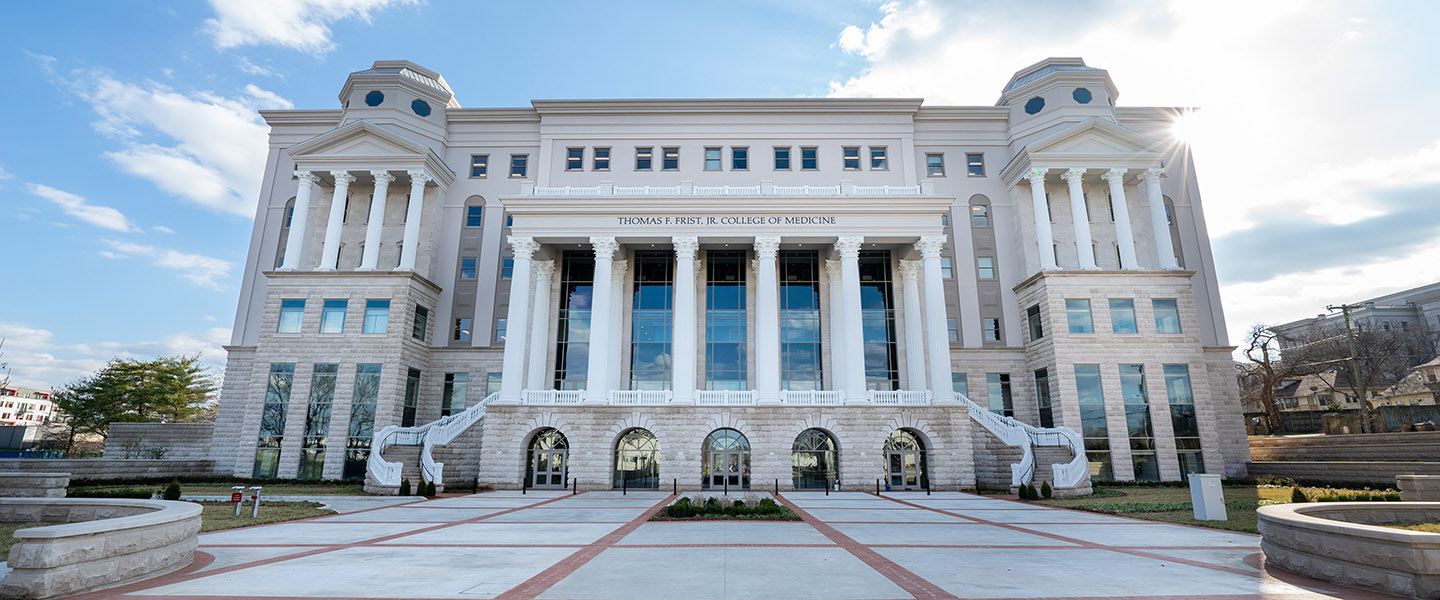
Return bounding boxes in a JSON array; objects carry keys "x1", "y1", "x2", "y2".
[
  {"x1": 672, "y1": 237, "x2": 699, "y2": 401},
  {"x1": 526, "y1": 260, "x2": 555, "y2": 391},
  {"x1": 1063, "y1": 168, "x2": 1098, "y2": 270},
  {"x1": 917, "y1": 235, "x2": 955, "y2": 402},
  {"x1": 898, "y1": 260, "x2": 927, "y2": 390},
  {"x1": 754, "y1": 236, "x2": 782, "y2": 403},
  {"x1": 358, "y1": 171, "x2": 393, "y2": 271},
  {"x1": 824, "y1": 259, "x2": 846, "y2": 395},
  {"x1": 499, "y1": 236, "x2": 539, "y2": 403},
  {"x1": 585, "y1": 237, "x2": 619, "y2": 403},
  {"x1": 1142, "y1": 168, "x2": 1180, "y2": 269},
  {"x1": 610, "y1": 259, "x2": 627, "y2": 388},
  {"x1": 279, "y1": 171, "x2": 318, "y2": 271},
  {"x1": 398, "y1": 170, "x2": 429, "y2": 271},
  {"x1": 318, "y1": 171, "x2": 354, "y2": 271},
  {"x1": 1026, "y1": 169, "x2": 1058, "y2": 270},
  {"x1": 836, "y1": 236, "x2": 868, "y2": 401},
  {"x1": 1103, "y1": 168, "x2": 1139, "y2": 270}
]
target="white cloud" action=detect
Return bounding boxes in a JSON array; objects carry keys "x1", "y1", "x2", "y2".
[
  {"x1": 153, "y1": 225, "x2": 176, "y2": 234},
  {"x1": 203, "y1": 0, "x2": 418, "y2": 53},
  {"x1": 25, "y1": 183, "x2": 139, "y2": 232},
  {"x1": 0, "y1": 322, "x2": 230, "y2": 390},
  {"x1": 0, "y1": 166, "x2": 14, "y2": 180},
  {"x1": 100, "y1": 239, "x2": 235, "y2": 290},
  {"x1": 236, "y1": 56, "x2": 276, "y2": 77}
]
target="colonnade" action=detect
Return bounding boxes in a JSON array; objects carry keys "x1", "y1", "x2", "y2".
[
  {"x1": 1024, "y1": 167, "x2": 1178, "y2": 271},
  {"x1": 277, "y1": 169, "x2": 433, "y2": 272}
]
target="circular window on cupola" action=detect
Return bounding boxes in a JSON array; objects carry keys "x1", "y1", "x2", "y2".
[
  {"x1": 364, "y1": 90, "x2": 384, "y2": 106},
  {"x1": 1024, "y1": 96, "x2": 1045, "y2": 114},
  {"x1": 1073, "y1": 88, "x2": 1093, "y2": 104},
  {"x1": 411, "y1": 99, "x2": 431, "y2": 117}
]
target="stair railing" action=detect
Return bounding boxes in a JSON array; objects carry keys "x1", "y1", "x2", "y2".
[{"x1": 955, "y1": 393, "x2": 1089, "y2": 489}]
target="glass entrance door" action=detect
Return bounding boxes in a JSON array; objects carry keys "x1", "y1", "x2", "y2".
[
  {"x1": 887, "y1": 450, "x2": 921, "y2": 490},
  {"x1": 708, "y1": 450, "x2": 748, "y2": 489},
  {"x1": 532, "y1": 449, "x2": 567, "y2": 489}
]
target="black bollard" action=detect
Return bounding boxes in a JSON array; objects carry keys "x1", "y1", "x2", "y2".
[
  {"x1": 925, "y1": 476, "x2": 931, "y2": 496},
  {"x1": 522, "y1": 477, "x2": 527, "y2": 495},
  {"x1": 724, "y1": 475, "x2": 728, "y2": 496},
  {"x1": 623, "y1": 475, "x2": 627, "y2": 496},
  {"x1": 674, "y1": 479, "x2": 677, "y2": 496},
  {"x1": 825, "y1": 479, "x2": 829, "y2": 496},
  {"x1": 572, "y1": 477, "x2": 577, "y2": 495},
  {"x1": 775, "y1": 479, "x2": 779, "y2": 495},
  {"x1": 876, "y1": 479, "x2": 881, "y2": 496}
]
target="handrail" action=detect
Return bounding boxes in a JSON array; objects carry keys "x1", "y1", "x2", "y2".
[
  {"x1": 367, "y1": 392, "x2": 498, "y2": 488},
  {"x1": 418, "y1": 392, "x2": 498, "y2": 488},
  {"x1": 955, "y1": 393, "x2": 1088, "y2": 489}
]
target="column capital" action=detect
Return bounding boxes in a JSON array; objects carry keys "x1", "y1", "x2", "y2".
[
  {"x1": 753, "y1": 236, "x2": 781, "y2": 259},
  {"x1": 1061, "y1": 168, "x2": 1086, "y2": 184},
  {"x1": 834, "y1": 236, "x2": 864, "y2": 259},
  {"x1": 673, "y1": 236, "x2": 699, "y2": 260},
  {"x1": 370, "y1": 170, "x2": 395, "y2": 185},
  {"x1": 590, "y1": 236, "x2": 619, "y2": 260},
  {"x1": 407, "y1": 170, "x2": 431, "y2": 186},
  {"x1": 915, "y1": 235, "x2": 947, "y2": 259},
  {"x1": 1101, "y1": 168, "x2": 1128, "y2": 184},
  {"x1": 898, "y1": 259, "x2": 922, "y2": 281},
  {"x1": 612, "y1": 258, "x2": 629, "y2": 278},
  {"x1": 294, "y1": 171, "x2": 320, "y2": 186},
  {"x1": 330, "y1": 171, "x2": 356, "y2": 185},
  {"x1": 824, "y1": 258, "x2": 842, "y2": 279},
  {"x1": 1139, "y1": 167, "x2": 1165, "y2": 185},
  {"x1": 532, "y1": 259, "x2": 556, "y2": 280},
  {"x1": 1024, "y1": 168, "x2": 1048, "y2": 186},
  {"x1": 508, "y1": 236, "x2": 540, "y2": 259}
]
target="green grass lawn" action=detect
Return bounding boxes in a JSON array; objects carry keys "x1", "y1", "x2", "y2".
[
  {"x1": 197, "y1": 501, "x2": 334, "y2": 532},
  {"x1": 0, "y1": 523, "x2": 45, "y2": 558},
  {"x1": 1386, "y1": 523, "x2": 1440, "y2": 533},
  {"x1": 1034, "y1": 485, "x2": 1381, "y2": 534},
  {"x1": 70, "y1": 482, "x2": 368, "y2": 497}
]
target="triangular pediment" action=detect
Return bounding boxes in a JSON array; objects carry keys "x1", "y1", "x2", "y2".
[
  {"x1": 288, "y1": 120, "x2": 429, "y2": 158},
  {"x1": 1027, "y1": 117, "x2": 1162, "y2": 155}
]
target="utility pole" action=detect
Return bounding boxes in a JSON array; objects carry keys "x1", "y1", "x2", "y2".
[{"x1": 1327, "y1": 303, "x2": 1370, "y2": 432}]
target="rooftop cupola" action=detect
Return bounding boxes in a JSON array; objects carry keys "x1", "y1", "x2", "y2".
[
  {"x1": 336, "y1": 60, "x2": 458, "y2": 144},
  {"x1": 997, "y1": 58, "x2": 1119, "y2": 139}
]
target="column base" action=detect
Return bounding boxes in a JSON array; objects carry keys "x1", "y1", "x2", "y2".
[{"x1": 315, "y1": 266, "x2": 336, "y2": 272}]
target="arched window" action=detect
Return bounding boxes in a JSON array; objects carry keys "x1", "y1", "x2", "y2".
[
  {"x1": 703, "y1": 428, "x2": 750, "y2": 490},
  {"x1": 525, "y1": 428, "x2": 568, "y2": 489},
  {"x1": 883, "y1": 429, "x2": 928, "y2": 491},
  {"x1": 792, "y1": 429, "x2": 838, "y2": 489},
  {"x1": 969, "y1": 199, "x2": 991, "y2": 227},
  {"x1": 614, "y1": 428, "x2": 659, "y2": 489},
  {"x1": 275, "y1": 197, "x2": 296, "y2": 269}
]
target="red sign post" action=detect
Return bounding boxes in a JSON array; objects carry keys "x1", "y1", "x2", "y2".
[{"x1": 230, "y1": 492, "x2": 243, "y2": 503}]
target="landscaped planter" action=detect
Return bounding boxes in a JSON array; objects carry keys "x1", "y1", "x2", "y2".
[{"x1": 1257, "y1": 502, "x2": 1440, "y2": 599}]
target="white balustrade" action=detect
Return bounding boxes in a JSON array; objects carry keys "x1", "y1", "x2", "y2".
[
  {"x1": 868, "y1": 390, "x2": 934, "y2": 405},
  {"x1": 608, "y1": 390, "x2": 673, "y2": 405},
  {"x1": 691, "y1": 184, "x2": 762, "y2": 196},
  {"x1": 852, "y1": 184, "x2": 921, "y2": 196},
  {"x1": 522, "y1": 389, "x2": 586, "y2": 405},
  {"x1": 771, "y1": 184, "x2": 842, "y2": 196},
  {"x1": 367, "y1": 392, "x2": 499, "y2": 488},
  {"x1": 532, "y1": 186, "x2": 605, "y2": 197},
  {"x1": 695, "y1": 390, "x2": 758, "y2": 406},
  {"x1": 954, "y1": 393, "x2": 1088, "y2": 490},
  {"x1": 780, "y1": 390, "x2": 844, "y2": 406},
  {"x1": 613, "y1": 185, "x2": 683, "y2": 196}
]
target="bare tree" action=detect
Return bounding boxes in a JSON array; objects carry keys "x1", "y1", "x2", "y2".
[
  {"x1": 0, "y1": 337, "x2": 11, "y2": 390},
  {"x1": 1276, "y1": 321, "x2": 1436, "y2": 432},
  {"x1": 1241, "y1": 324, "x2": 1294, "y2": 432}
]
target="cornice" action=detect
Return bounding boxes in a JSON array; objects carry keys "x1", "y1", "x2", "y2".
[
  {"x1": 263, "y1": 269, "x2": 443, "y2": 294},
  {"x1": 1012, "y1": 268, "x2": 1197, "y2": 293},
  {"x1": 261, "y1": 110, "x2": 343, "y2": 127},
  {"x1": 530, "y1": 98, "x2": 925, "y2": 115},
  {"x1": 499, "y1": 194, "x2": 955, "y2": 214},
  {"x1": 914, "y1": 106, "x2": 1010, "y2": 121},
  {"x1": 446, "y1": 108, "x2": 541, "y2": 124}
]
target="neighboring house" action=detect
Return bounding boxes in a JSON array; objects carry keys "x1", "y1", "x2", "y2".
[
  {"x1": 0, "y1": 386, "x2": 57, "y2": 426},
  {"x1": 1272, "y1": 370, "x2": 1387, "y2": 412},
  {"x1": 1373, "y1": 357, "x2": 1440, "y2": 407}
]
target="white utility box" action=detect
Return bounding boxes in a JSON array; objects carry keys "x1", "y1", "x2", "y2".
[{"x1": 1188, "y1": 473, "x2": 1227, "y2": 521}]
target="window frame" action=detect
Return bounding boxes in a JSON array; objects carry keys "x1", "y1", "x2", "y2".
[
  {"x1": 465, "y1": 205, "x2": 483, "y2": 228},
  {"x1": 1153, "y1": 299, "x2": 1183, "y2": 334},
  {"x1": 1109, "y1": 299, "x2": 1138, "y2": 334},
  {"x1": 459, "y1": 256, "x2": 477, "y2": 280},
  {"x1": 495, "y1": 317, "x2": 508, "y2": 342},
  {"x1": 983, "y1": 317, "x2": 1002, "y2": 342},
  {"x1": 965, "y1": 153, "x2": 985, "y2": 177},
  {"x1": 501, "y1": 257, "x2": 515, "y2": 279},
  {"x1": 970, "y1": 204, "x2": 990, "y2": 227},
  {"x1": 704, "y1": 146, "x2": 723, "y2": 171},
  {"x1": 593, "y1": 147, "x2": 611, "y2": 171},
  {"x1": 869, "y1": 146, "x2": 888, "y2": 170},
  {"x1": 320, "y1": 299, "x2": 347, "y2": 334},
  {"x1": 635, "y1": 146, "x2": 654, "y2": 171},
  {"x1": 411, "y1": 304, "x2": 429, "y2": 341},
  {"x1": 362, "y1": 299, "x2": 390, "y2": 334},
  {"x1": 509, "y1": 154, "x2": 528, "y2": 178},
  {"x1": 773, "y1": 146, "x2": 792, "y2": 170},
  {"x1": 565, "y1": 147, "x2": 584, "y2": 172},
  {"x1": 1026, "y1": 304, "x2": 1044, "y2": 342},
  {"x1": 1065, "y1": 299, "x2": 1095, "y2": 334},
  {"x1": 469, "y1": 154, "x2": 489, "y2": 178},
  {"x1": 940, "y1": 256, "x2": 954, "y2": 279},
  {"x1": 800, "y1": 146, "x2": 819, "y2": 171},
  {"x1": 453, "y1": 317, "x2": 472, "y2": 342},
  {"x1": 731, "y1": 146, "x2": 749, "y2": 171},
  {"x1": 976, "y1": 256, "x2": 996, "y2": 280},
  {"x1": 277, "y1": 299, "x2": 305, "y2": 334},
  {"x1": 842, "y1": 146, "x2": 861, "y2": 171},
  {"x1": 925, "y1": 153, "x2": 945, "y2": 177},
  {"x1": 661, "y1": 147, "x2": 680, "y2": 171}
]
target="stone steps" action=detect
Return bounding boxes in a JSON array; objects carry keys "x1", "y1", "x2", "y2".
[{"x1": 1247, "y1": 460, "x2": 1440, "y2": 486}]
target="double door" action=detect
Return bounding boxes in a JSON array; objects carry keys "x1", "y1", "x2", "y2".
[
  {"x1": 887, "y1": 450, "x2": 923, "y2": 490},
  {"x1": 706, "y1": 450, "x2": 749, "y2": 489},
  {"x1": 531, "y1": 449, "x2": 567, "y2": 489}
]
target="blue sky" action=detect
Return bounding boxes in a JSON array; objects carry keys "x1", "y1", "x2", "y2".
[{"x1": 2, "y1": 0, "x2": 1439, "y2": 389}]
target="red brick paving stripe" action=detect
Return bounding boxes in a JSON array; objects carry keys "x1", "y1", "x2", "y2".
[{"x1": 774, "y1": 492, "x2": 958, "y2": 600}]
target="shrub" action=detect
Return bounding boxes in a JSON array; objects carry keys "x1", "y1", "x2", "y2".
[
  {"x1": 704, "y1": 497, "x2": 722, "y2": 512},
  {"x1": 733, "y1": 500, "x2": 745, "y2": 507},
  {"x1": 758, "y1": 498, "x2": 781, "y2": 513},
  {"x1": 67, "y1": 488, "x2": 155, "y2": 499},
  {"x1": 399, "y1": 479, "x2": 412, "y2": 496},
  {"x1": 162, "y1": 479, "x2": 182, "y2": 501},
  {"x1": 1041, "y1": 481, "x2": 1053, "y2": 499},
  {"x1": 1026, "y1": 483, "x2": 1039, "y2": 500},
  {"x1": 1290, "y1": 486, "x2": 1308, "y2": 503}
]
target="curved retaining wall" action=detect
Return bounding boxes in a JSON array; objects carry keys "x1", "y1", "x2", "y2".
[
  {"x1": 1257, "y1": 502, "x2": 1440, "y2": 599},
  {"x1": 0, "y1": 472, "x2": 69, "y2": 498},
  {"x1": 0, "y1": 498, "x2": 202, "y2": 600}
]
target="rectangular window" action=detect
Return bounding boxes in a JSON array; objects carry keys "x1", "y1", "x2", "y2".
[
  {"x1": 506, "y1": 213, "x2": 513, "y2": 227},
  {"x1": 401, "y1": 367, "x2": 421, "y2": 427},
  {"x1": 635, "y1": 147, "x2": 653, "y2": 170},
  {"x1": 926, "y1": 153, "x2": 945, "y2": 176},
  {"x1": 509, "y1": 154, "x2": 528, "y2": 178},
  {"x1": 502, "y1": 257, "x2": 514, "y2": 279},
  {"x1": 465, "y1": 205, "x2": 483, "y2": 227},
  {"x1": 977, "y1": 257, "x2": 995, "y2": 279},
  {"x1": 1075, "y1": 365, "x2": 1112, "y2": 479},
  {"x1": 860, "y1": 250, "x2": 900, "y2": 389},
  {"x1": 362, "y1": 299, "x2": 389, "y2": 334},
  {"x1": 1035, "y1": 368, "x2": 1053, "y2": 428},
  {"x1": 947, "y1": 318, "x2": 960, "y2": 342},
  {"x1": 1066, "y1": 299, "x2": 1094, "y2": 334},
  {"x1": 632, "y1": 250, "x2": 675, "y2": 389},
  {"x1": 704, "y1": 147, "x2": 722, "y2": 171},
  {"x1": 966, "y1": 153, "x2": 985, "y2": 177},
  {"x1": 801, "y1": 147, "x2": 818, "y2": 170},
  {"x1": 566, "y1": 147, "x2": 584, "y2": 171},
  {"x1": 487, "y1": 372, "x2": 503, "y2": 397},
  {"x1": 986, "y1": 373, "x2": 1013, "y2": 417},
  {"x1": 870, "y1": 146, "x2": 887, "y2": 170},
  {"x1": 496, "y1": 317, "x2": 507, "y2": 342},
  {"x1": 952, "y1": 372, "x2": 967, "y2": 396},
  {"x1": 708, "y1": 250, "x2": 750, "y2": 390},
  {"x1": 1165, "y1": 364, "x2": 1204, "y2": 478},
  {"x1": 320, "y1": 299, "x2": 347, "y2": 334},
  {"x1": 1026, "y1": 304, "x2": 1043, "y2": 342},
  {"x1": 1153, "y1": 299, "x2": 1182, "y2": 333},
  {"x1": 593, "y1": 147, "x2": 610, "y2": 171},
  {"x1": 554, "y1": 251, "x2": 595, "y2": 390},
  {"x1": 941, "y1": 213, "x2": 949, "y2": 227},
  {"x1": 779, "y1": 251, "x2": 823, "y2": 391},
  {"x1": 460, "y1": 257, "x2": 477, "y2": 279},
  {"x1": 940, "y1": 256, "x2": 954, "y2": 279},
  {"x1": 411, "y1": 305, "x2": 428, "y2": 341},
  {"x1": 1110, "y1": 299, "x2": 1138, "y2": 334},
  {"x1": 278, "y1": 299, "x2": 304, "y2": 333},
  {"x1": 971, "y1": 204, "x2": 990, "y2": 227},
  {"x1": 773, "y1": 146, "x2": 791, "y2": 170},
  {"x1": 253, "y1": 363, "x2": 295, "y2": 478},
  {"x1": 1121, "y1": 365, "x2": 1159, "y2": 481},
  {"x1": 343, "y1": 364, "x2": 380, "y2": 480},
  {"x1": 983, "y1": 317, "x2": 1002, "y2": 342},
  {"x1": 843, "y1": 146, "x2": 861, "y2": 170},
  {"x1": 453, "y1": 317, "x2": 471, "y2": 342},
  {"x1": 442, "y1": 373, "x2": 468, "y2": 417},
  {"x1": 470, "y1": 154, "x2": 488, "y2": 178},
  {"x1": 662, "y1": 147, "x2": 679, "y2": 170},
  {"x1": 731, "y1": 147, "x2": 748, "y2": 170}
]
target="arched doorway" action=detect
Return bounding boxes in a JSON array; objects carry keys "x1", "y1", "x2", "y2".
[
  {"x1": 883, "y1": 429, "x2": 927, "y2": 490},
  {"x1": 614, "y1": 428, "x2": 659, "y2": 489},
  {"x1": 525, "y1": 428, "x2": 568, "y2": 489},
  {"x1": 702, "y1": 428, "x2": 750, "y2": 490},
  {"x1": 792, "y1": 429, "x2": 838, "y2": 490}
]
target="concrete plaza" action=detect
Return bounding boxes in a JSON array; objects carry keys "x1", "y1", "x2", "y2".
[{"x1": 68, "y1": 490, "x2": 1395, "y2": 599}]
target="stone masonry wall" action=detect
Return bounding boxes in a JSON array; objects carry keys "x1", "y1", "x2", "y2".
[{"x1": 104, "y1": 424, "x2": 215, "y2": 460}]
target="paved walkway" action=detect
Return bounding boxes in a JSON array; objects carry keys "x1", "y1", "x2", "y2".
[{"x1": 69, "y1": 490, "x2": 1397, "y2": 600}]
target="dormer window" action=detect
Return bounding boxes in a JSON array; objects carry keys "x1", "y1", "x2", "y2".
[
  {"x1": 365, "y1": 91, "x2": 384, "y2": 107},
  {"x1": 411, "y1": 99, "x2": 431, "y2": 117}
]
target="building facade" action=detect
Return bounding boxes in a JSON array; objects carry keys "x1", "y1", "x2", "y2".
[
  {"x1": 0, "y1": 386, "x2": 56, "y2": 426},
  {"x1": 212, "y1": 58, "x2": 1248, "y2": 492}
]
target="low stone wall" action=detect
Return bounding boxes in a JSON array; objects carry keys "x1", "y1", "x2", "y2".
[
  {"x1": 1257, "y1": 502, "x2": 1440, "y2": 599},
  {"x1": 0, "y1": 459, "x2": 216, "y2": 481},
  {"x1": 1250, "y1": 431, "x2": 1440, "y2": 462},
  {"x1": 103, "y1": 423, "x2": 215, "y2": 460},
  {"x1": 1247, "y1": 460, "x2": 1440, "y2": 485},
  {"x1": 1399, "y1": 475, "x2": 1440, "y2": 501},
  {"x1": 0, "y1": 472, "x2": 69, "y2": 498},
  {"x1": 0, "y1": 498, "x2": 202, "y2": 599}
]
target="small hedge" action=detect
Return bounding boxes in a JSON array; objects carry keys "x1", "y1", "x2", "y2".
[
  {"x1": 68, "y1": 488, "x2": 156, "y2": 499},
  {"x1": 654, "y1": 496, "x2": 800, "y2": 521}
]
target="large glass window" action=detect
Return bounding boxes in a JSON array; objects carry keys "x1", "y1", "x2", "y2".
[
  {"x1": 706, "y1": 250, "x2": 747, "y2": 390},
  {"x1": 363, "y1": 299, "x2": 389, "y2": 334},
  {"x1": 343, "y1": 364, "x2": 381, "y2": 480},
  {"x1": 1026, "y1": 304, "x2": 1043, "y2": 342},
  {"x1": 1110, "y1": 299, "x2": 1137, "y2": 334},
  {"x1": 412, "y1": 305, "x2": 428, "y2": 341},
  {"x1": 630, "y1": 251, "x2": 674, "y2": 390},
  {"x1": 1035, "y1": 368, "x2": 1053, "y2": 427},
  {"x1": 1165, "y1": 364, "x2": 1204, "y2": 478},
  {"x1": 278, "y1": 299, "x2": 304, "y2": 333},
  {"x1": 860, "y1": 251, "x2": 899, "y2": 389},
  {"x1": 1066, "y1": 299, "x2": 1094, "y2": 334},
  {"x1": 554, "y1": 251, "x2": 595, "y2": 390},
  {"x1": 702, "y1": 428, "x2": 750, "y2": 490},
  {"x1": 780, "y1": 251, "x2": 822, "y2": 390},
  {"x1": 442, "y1": 372, "x2": 468, "y2": 417},
  {"x1": 792, "y1": 429, "x2": 837, "y2": 489},
  {"x1": 1154, "y1": 299, "x2": 1182, "y2": 333},
  {"x1": 1121, "y1": 365, "x2": 1158, "y2": 481},
  {"x1": 401, "y1": 367, "x2": 421, "y2": 427},
  {"x1": 253, "y1": 363, "x2": 294, "y2": 478},
  {"x1": 298, "y1": 364, "x2": 337, "y2": 480},
  {"x1": 614, "y1": 428, "x2": 659, "y2": 489},
  {"x1": 1075, "y1": 365, "x2": 1112, "y2": 479},
  {"x1": 987, "y1": 373, "x2": 1013, "y2": 417}
]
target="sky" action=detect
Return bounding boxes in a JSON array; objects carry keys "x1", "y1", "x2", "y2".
[{"x1": 2, "y1": 0, "x2": 1438, "y2": 390}]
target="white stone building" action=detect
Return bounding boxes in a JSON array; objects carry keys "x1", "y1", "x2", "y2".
[
  {"x1": 212, "y1": 58, "x2": 1248, "y2": 493},
  {"x1": 0, "y1": 386, "x2": 56, "y2": 426}
]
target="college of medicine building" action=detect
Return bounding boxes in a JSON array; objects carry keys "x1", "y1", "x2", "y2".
[{"x1": 211, "y1": 57, "x2": 1249, "y2": 494}]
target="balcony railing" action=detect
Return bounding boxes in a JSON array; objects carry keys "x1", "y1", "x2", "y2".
[
  {"x1": 608, "y1": 390, "x2": 673, "y2": 405},
  {"x1": 868, "y1": 390, "x2": 934, "y2": 405},
  {"x1": 521, "y1": 390, "x2": 585, "y2": 405},
  {"x1": 780, "y1": 390, "x2": 845, "y2": 406},
  {"x1": 695, "y1": 390, "x2": 758, "y2": 406}
]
